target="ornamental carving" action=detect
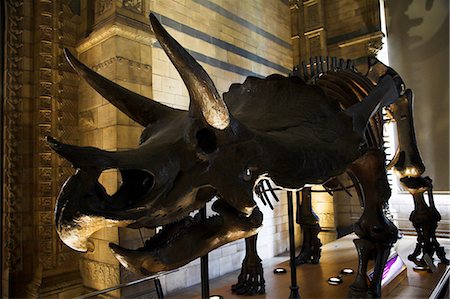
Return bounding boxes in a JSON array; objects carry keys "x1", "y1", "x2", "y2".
[
  {"x1": 368, "y1": 37, "x2": 384, "y2": 56},
  {"x1": 21, "y1": 0, "x2": 81, "y2": 275},
  {"x1": 76, "y1": 24, "x2": 155, "y2": 53},
  {"x1": 96, "y1": 0, "x2": 114, "y2": 17},
  {"x1": 91, "y1": 56, "x2": 151, "y2": 72},
  {"x1": 123, "y1": 0, "x2": 143, "y2": 13},
  {"x1": 80, "y1": 259, "x2": 120, "y2": 288},
  {"x1": 4, "y1": 0, "x2": 25, "y2": 273},
  {"x1": 54, "y1": 1, "x2": 81, "y2": 269}
]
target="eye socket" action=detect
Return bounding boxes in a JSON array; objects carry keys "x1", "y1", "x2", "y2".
[
  {"x1": 243, "y1": 168, "x2": 252, "y2": 181},
  {"x1": 196, "y1": 128, "x2": 217, "y2": 154}
]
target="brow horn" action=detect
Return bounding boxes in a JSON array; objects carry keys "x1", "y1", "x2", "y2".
[
  {"x1": 149, "y1": 13, "x2": 230, "y2": 130},
  {"x1": 64, "y1": 48, "x2": 179, "y2": 127}
]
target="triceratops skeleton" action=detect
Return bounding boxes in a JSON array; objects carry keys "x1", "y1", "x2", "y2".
[{"x1": 48, "y1": 13, "x2": 445, "y2": 298}]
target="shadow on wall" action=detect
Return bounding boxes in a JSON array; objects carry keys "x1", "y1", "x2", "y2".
[{"x1": 385, "y1": 0, "x2": 449, "y2": 191}]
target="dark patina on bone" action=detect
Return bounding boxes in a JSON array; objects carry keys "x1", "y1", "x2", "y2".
[{"x1": 48, "y1": 13, "x2": 407, "y2": 298}]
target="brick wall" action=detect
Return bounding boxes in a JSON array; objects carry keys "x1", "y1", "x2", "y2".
[{"x1": 150, "y1": 0, "x2": 293, "y2": 110}]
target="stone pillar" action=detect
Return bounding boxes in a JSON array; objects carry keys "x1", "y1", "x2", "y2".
[
  {"x1": 76, "y1": 0, "x2": 154, "y2": 296},
  {"x1": 2, "y1": 0, "x2": 85, "y2": 297},
  {"x1": 303, "y1": 0, "x2": 328, "y2": 59},
  {"x1": 289, "y1": 0, "x2": 328, "y2": 66},
  {"x1": 3, "y1": 1, "x2": 27, "y2": 296},
  {"x1": 25, "y1": 0, "x2": 84, "y2": 297},
  {"x1": 289, "y1": 0, "x2": 305, "y2": 67}
]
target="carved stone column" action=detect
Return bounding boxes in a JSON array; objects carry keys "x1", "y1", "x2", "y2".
[
  {"x1": 3, "y1": 1, "x2": 25, "y2": 296},
  {"x1": 25, "y1": 1, "x2": 83, "y2": 297},
  {"x1": 3, "y1": 0, "x2": 84, "y2": 297}
]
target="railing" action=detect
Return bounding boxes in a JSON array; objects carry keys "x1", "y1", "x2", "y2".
[{"x1": 74, "y1": 269, "x2": 182, "y2": 299}]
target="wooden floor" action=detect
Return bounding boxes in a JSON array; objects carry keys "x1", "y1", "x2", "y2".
[{"x1": 167, "y1": 235, "x2": 450, "y2": 299}]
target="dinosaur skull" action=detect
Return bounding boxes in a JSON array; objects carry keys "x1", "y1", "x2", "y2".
[{"x1": 49, "y1": 14, "x2": 266, "y2": 275}]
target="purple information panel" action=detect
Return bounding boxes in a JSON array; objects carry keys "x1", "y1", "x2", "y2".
[{"x1": 367, "y1": 252, "x2": 406, "y2": 287}]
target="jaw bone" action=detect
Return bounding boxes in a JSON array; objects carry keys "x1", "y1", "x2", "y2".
[{"x1": 109, "y1": 199, "x2": 263, "y2": 275}]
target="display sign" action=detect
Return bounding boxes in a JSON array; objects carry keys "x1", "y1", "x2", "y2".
[{"x1": 367, "y1": 251, "x2": 406, "y2": 287}]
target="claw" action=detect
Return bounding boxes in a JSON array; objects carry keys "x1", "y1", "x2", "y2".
[{"x1": 232, "y1": 259, "x2": 265, "y2": 295}]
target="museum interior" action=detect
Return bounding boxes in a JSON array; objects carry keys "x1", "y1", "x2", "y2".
[{"x1": 1, "y1": 0, "x2": 449, "y2": 298}]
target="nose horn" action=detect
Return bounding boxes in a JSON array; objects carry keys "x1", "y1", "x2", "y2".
[
  {"x1": 46, "y1": 136, "x2": 115, "y2": 170},
  {"x1": 149, "y1": 13, "x2": 230, "y2": 130}
]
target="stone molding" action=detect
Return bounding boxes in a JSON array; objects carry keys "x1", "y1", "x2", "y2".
[
  {"x1": 91, "y1": 55, "x2": 151, "y2": 72},
  {"x1": 337, "y1": 31, "x2": 384, "y2": 48},
  {"x1": 77, "y1": 22, "x2": 155, "y2": 54}
]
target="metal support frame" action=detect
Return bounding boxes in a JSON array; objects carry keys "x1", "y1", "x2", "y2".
[
  {"x1": 73, "y1": 272, "x2": 173, "y2": 299},
  {"x1": 200, "y1": 206, "x2": 210, "y2": 299},
  {"x1": 154, "y1": 278, "x2": 164, "y2": 299},
  {"x1": 287, "y1": 191, "x2": 301, "y2": 299}
]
